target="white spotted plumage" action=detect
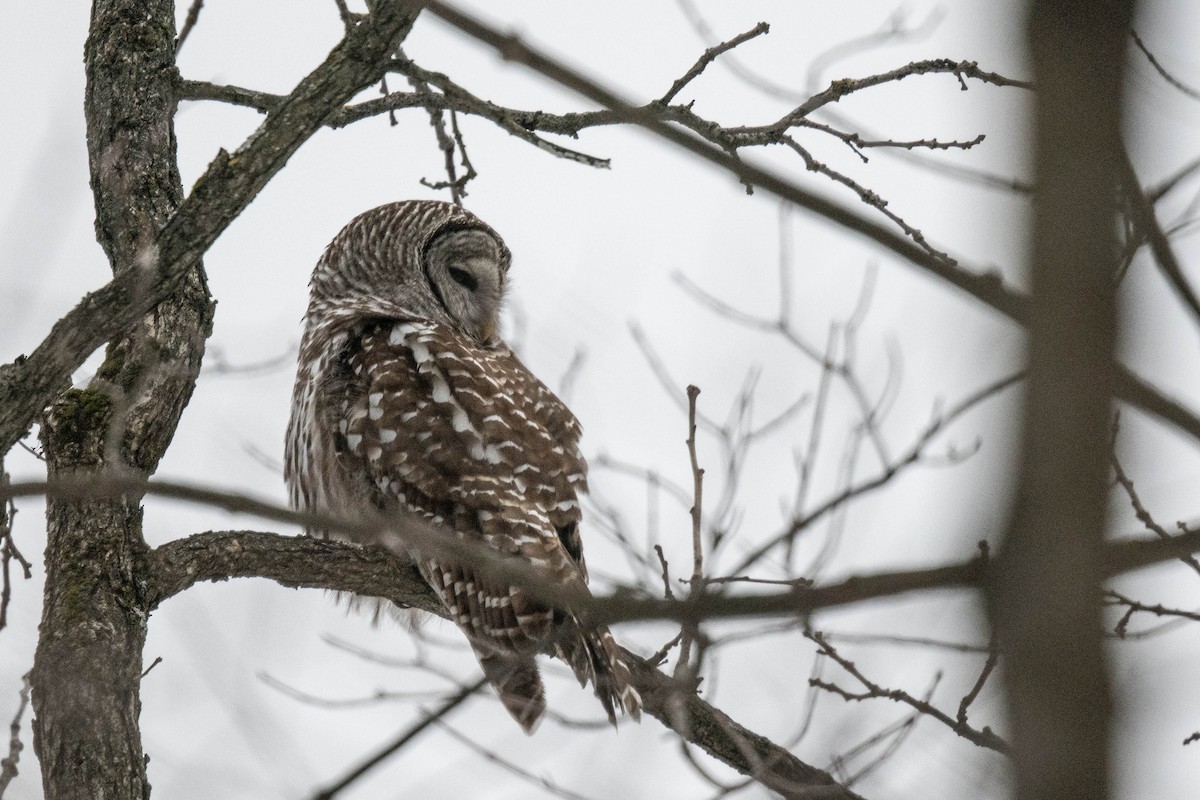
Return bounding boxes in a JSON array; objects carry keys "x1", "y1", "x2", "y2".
[{"x1": 284, "y1": 200, "x2": 641, "y2": 732}]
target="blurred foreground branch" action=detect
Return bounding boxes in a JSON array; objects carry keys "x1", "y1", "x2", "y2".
[
  {"x1": 147, "y1": 527, "x2": 862, "y2": 798},
  {"x1": 0, "y1": 477, "x2": 1193, "y2": 622}
]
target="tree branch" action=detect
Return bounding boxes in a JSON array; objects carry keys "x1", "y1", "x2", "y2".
[
  {"x1": 410, "y1": 0, "x2": 1200, "y2": 448},
  {"x1": 170, "y1": 4, "x2": 1200, "y2": 446},
  {"x1": 0, "y1": 477, "x2": 1192, "y2": 622},
  {"x1": 0, "y1": 1, "x2": 418, "y2": 458},
  {"x1": 1119, "y1": 145, "x2": 1200, "y2": 332},
  {"x1": 145, "y1": 526, "x2": 865, "y2": 799}
]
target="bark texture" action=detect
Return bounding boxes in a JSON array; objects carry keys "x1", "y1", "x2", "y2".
[
  {"x1": 31, "y1": 2, "x2": 210, "y2": 799},
  {"x1": 988, "y1": 3, "x2": 1133, "y2": 800},
  {"x1": 25, "y1": 4, "x2": 444, "y2": 797}
]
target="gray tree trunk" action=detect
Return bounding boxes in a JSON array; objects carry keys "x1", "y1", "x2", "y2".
[
  {"x1": 31, "y1": 2, "x2": 213, "y2": 798},
  {"x1": 989, "y1": 3, "x2": 1134, "y2": 800}
]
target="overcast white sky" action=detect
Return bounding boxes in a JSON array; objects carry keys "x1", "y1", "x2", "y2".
[{"x1": 3, "y1": 3, "x2": 1200, "y2": 798}]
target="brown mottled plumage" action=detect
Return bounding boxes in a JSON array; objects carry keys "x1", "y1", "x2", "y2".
[{"x1": 284, "y1": 200, "x2": 640, "y2": 731}]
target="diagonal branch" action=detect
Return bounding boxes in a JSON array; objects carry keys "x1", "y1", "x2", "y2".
[
  {"x1": 1119, "y1": 146, "x2": 1200, "y2": 332},
  {"x1": 136, "y1": 515, "x2": 1200, "y2": 796},
  {"x1": 412, "y1": 0, "x2": 1200, "y2": 448},
  {"x1": 146, "y1": 526, "x2": 865, "y2": 800},
  {"x1": 310, "y1": 678, "x2": 486, "y2": 800},
  {"x1": 628, "y1": 650, "x2": 865, "y2": 800},
  {"x1": 0, "y1": 2, "x2": 418, "y2": 458},
  {"x1": 413, "y1": 1, "x2": 1026, "y2": 320},
  {"x1": 660, "y1": 21, "x2": 771, "y2": 104},
  {"x1": 173, "y1": 5, "x2": 1200, "y2": 445},
  {"x1": 0, "y1": 477, "x2": 1194, "y2": 623}
]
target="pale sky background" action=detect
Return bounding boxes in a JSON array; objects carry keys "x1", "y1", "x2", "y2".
[{"x1": 2, "y1": 2, "x2": 1200, "y2": 799}]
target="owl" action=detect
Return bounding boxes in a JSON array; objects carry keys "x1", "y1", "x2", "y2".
[{"x1": 284, "y1": 200, "x2": 641, "y2": 732}]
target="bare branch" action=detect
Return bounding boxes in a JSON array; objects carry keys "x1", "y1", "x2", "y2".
[
  {"x1": 260, "y1": 671, "x2": 454, "y2": 707},
  {"x1": 629, "y1": 649, "x2": 865, "y2": 800},
  {"x1": 807, "y1": 630, "x2": 1009, "y2": 754},
  {"x1": 415, "y1": 1, "x2": 1029, "y2": 308},
  {"x1": 1, "y1": 476, "x2": 1198, "y2": 626},
  {"x1": 827, "y1": 677, "x2": 934, "y2": 786},
  {"x1": 167, "y1": 6, "x2": 1200, "y2": 444},
  {"x1": 1131, "y1": 29, "x2": 1200, "y2": 102},
  {"x1": 1119, "y1": 146, "x2": 1200, "y2": 334},
  {"x1": 174, "y1": 0, "x2": 205, "y2": 54},
  {"x1": 0, "y1": 468, "x2": 32, "y2": 634},
  {"x1": 785, "y1": 58, "x2": 1031, "y2": 121},
  {"x1": 386, "y1": 57, "x2": 611, "y2": 167},
  {"x1": 730, "y1": 370, "x2": 1024, "y2": 575},
  {"x1": 1112, "y1": 446, "x2": 1200, "y2": 577},
  {"x1": 820, "y1": 631, "x2": 990, "y2": 654},
  {"x1": 310, "y1": 678, "x2": 486, "y2": 800},
  {"x1": 148, "y1": 524, "x2": 865, "y2": 797},
  {"x1": 661, "y1": 22, "x2": 771, "y2": 104},
  {"x1": 402, "y1": 47, "x2": 474, "y2": 204},
  {"x1": 410, "y1": 0, "x2": 1200, "y2": 447},
  {"x1": 0, "y1": 673, "x2": 31, "y2": 798},
  {"x1": 1105, "y1": 591, "x2": 1200, "y2": 637},
  {"x1": 0, "y1": 1, "x2": 418, "y2": 458},
  {"x1": 806, "y1": 8, "x2": 947, "y2": 94},
  {"x1": 676, "y1": 385, "x2": 707, "y2": 677},
  {"x1": 957, "y1": 631, "x2": 999, "y2": 725},
  {"x1": 435, "y1": 721, "x2": 603, "y2": 800}
]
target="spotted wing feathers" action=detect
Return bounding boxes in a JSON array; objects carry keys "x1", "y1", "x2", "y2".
[{"x1": 337, "y1": 319, "x2": 640, "y2": 728}]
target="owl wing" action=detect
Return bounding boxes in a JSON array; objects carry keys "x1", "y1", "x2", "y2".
[
  {"x1": 338, "y1": 319, "x2": 638, "y2": 729},
  {"x1": 340, "y1": 317, "x2": 589, "y2": 627}
]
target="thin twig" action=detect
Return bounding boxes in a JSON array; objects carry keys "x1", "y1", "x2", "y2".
[
  {"x1": 1118, "y1": 146, "x2": 1200, "y2": 334},
  {"x1": 661, "y1": 22, "x2": 771, "y2": 104},
  {"x1": 1131, "y1": 29, "x2": 1200, "y2": 102},
  {"x1": 730, "y1": 371, "x2": 1024, "y2": 575},
  {"x1": 0, "y1": 468, "x2": 31, "y2": 633},
  {"x1": 1111, "y1": 449, "x2": 1200, "y2": 577},
  {"x1": 806, "y1": 630, "x2": 1009, "y2": 754},
  {"x1": 175, "y1": 0, "x2": 204, "y2": 54},
  {"x1": 956, "y1": 632, "x2": 999, "y2": 724},
  {"x1": 806, "y1": 8, "x2": 946, "y2": 95},
  {"x1": 1105, "y1": 590, "x2": 1200, "y2": 637},
  {"x1": 310, "y1": 678, "x2": 485, "y2": 800},
  {"x1": 676, "y1": 386, "x2": 707, "y2": 678},
  {"x1": 403, "y1": 49, "x2": 473, "y2": 204},
  {"x1": 820, "y1": 631, "x2": 990, "y2": 654},
  {"x1": 435, "y1": 721, "x2": 603, "y2": 800},
  {"x1": 828, "y1": 675, "x2": 936, "y2": 785},
  {"x1": 0, "y1": 672, "x2": 31, "y2": 797},
  {"x1": 260, "y1": 671, "x2": 446, "y2": 708}
]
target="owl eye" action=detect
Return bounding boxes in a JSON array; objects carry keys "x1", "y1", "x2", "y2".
[{"x1": 447, "y1": 266, "x2": 478, "y2": 292}]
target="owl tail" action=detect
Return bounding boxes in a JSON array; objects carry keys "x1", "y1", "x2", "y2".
[
  {"x1": 476, "y1": 649, "x2": 546, "y2": 734},
  {"x1": 557, "y1": 621, "x2": 642, "y2": 727}
]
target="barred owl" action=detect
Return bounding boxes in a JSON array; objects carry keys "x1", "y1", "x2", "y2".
[{"x1": 284, "y1": 200, "x2": 641, "y2": 732}]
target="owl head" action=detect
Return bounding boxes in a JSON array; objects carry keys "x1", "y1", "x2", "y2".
[{"x1": 308, "y1": 200, "x2": 513, "y2": 344}]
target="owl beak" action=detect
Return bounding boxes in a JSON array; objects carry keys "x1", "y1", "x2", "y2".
[{"x1": 480, "y1": 318, "x2": 495, "y2": 342}]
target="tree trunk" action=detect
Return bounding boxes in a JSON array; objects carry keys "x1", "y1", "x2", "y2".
[
  {"x1": 988, "y1": 3, "x2": 1133, "y2": 800},
  {"x1": 31, "y1": 2, "x2": 214, "y2": 798}
]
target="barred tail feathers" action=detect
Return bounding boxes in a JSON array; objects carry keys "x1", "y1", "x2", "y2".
[
  {"x1": 477, "y1": 649, "x2": 546, "y2": 734},
  {"x1": 556, "y1": 619, "x2": 642, "y2": 726}
]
